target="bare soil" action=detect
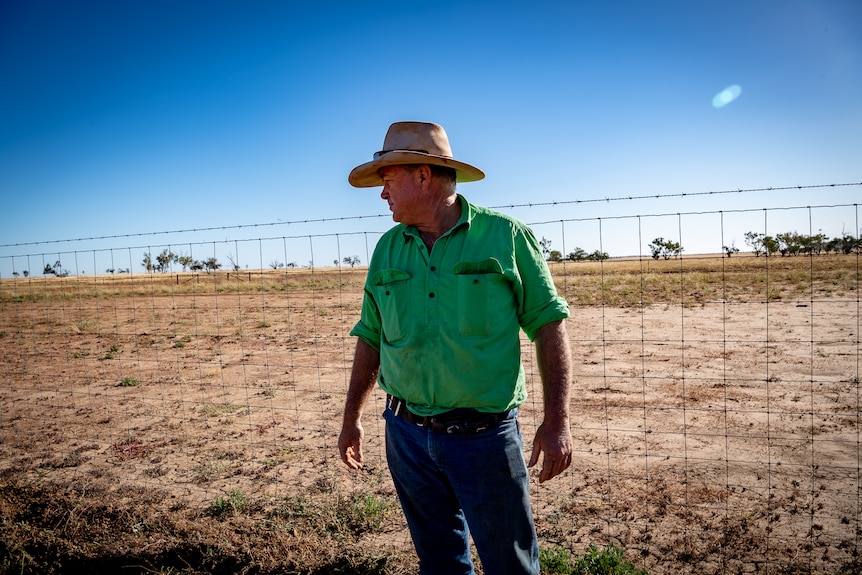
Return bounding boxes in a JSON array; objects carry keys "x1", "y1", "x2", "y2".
[{"x1": 0, "y1": 261, "x2": 859, "y2": 574}]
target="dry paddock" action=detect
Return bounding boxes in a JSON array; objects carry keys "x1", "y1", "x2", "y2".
[{"x1": 0, "y1": 260, "x2": 859, "y2": 574}]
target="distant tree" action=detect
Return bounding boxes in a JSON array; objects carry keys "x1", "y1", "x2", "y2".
[
  {"x1": 269, "y1": 260, "x2": 284, "y2": 269},
  {"x1": 566, "y1": 247, "x2": 588, "y2": 261},
  {"x1": 587, "y1": 250, "x2": 609, "y2": 261},
  {"x1": 142, "y1": 252, "x2": 154, "y2": 272},
  {"x1": 744, "y1": 232, "x2": 780, "y2": 257},
  {"x1": 226, "y1": 253, "x2": 240, "y2": 271},
  {"x1": 106, "y1": 268, "x2": 115, "y2": 274},
  {"x1": 203, "y1": 257, "x2": 221, "y2": 273},
  {"x1": 176, "y1": 254, "x2": 194, "y2": 272},
  {"x1": 548, "y1": 250, "x2": 563, "y2": 263},
  {"x1": 649, "y1": 237, "x2": 683, "y2": 260},
  {"x1": 762, "y1": 235, "x2": 779, "y2": 256},
  {"x1": 43, "y1": 260, "x2": 69, "y2": 277},
  {"x1": 286, "y1": 262, "x2": 297, "y2": 268},
  {"x1": 744, "y1": 232, "x2": 764, "y2": 256},
  {"x1": 23, "y1": 270, "x2": 29, "y2": 277},
  {"x1": 803, "y1": 232, "x2": 828, "y2": 255},
  {"x1": 12, "y1": 272, "x2": 19, "y2": 278},
  {"x1": 723, "y1": 242, "x2": 740, "y2": 258},
  {"x1": 156, "y1": 249, "x2": 175, "y2": 272},
  {"x1": 826, "y1": 232, "x2": 862, "y2": 255},
  {"x1": 190, "y1": 260, "x2": 204, "y2": 272},
  {"x1": 333, "y1": 259, "x2": 341, "y2": 267},
  {"x1": 777, "y1": 231, "x2": 804, "y2": 256},
  {"x1": 343, "y1": 255, "x2": 361, "y2": 267}
]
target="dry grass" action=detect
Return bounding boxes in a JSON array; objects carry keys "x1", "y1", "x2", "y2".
[
  {"x1": 551, "y1": 253, "x2": 858, "y2": 306},
  {"x1": 0, "y1": 267, "x2": 366, "y2": 303},
  {"x1": 0, "y1": 476, "x2": 411, "y2": 575},
  {"x1": 0, "y1": 252, "x2": 859, "y2": 574},
  {"x1": 2, "y1": 253, "x2": 857, "y2": 306}
]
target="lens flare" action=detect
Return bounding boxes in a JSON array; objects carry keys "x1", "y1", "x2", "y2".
[{"x1": 712, "y1": 84, "x2": 742, "y2": 108}]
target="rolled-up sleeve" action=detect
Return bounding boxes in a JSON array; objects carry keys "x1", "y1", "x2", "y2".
[
  {"x1": 349, "y1": 286, "x2": 382, "y2": 352},
  {"x1": 514, "y1": 226, "x2": 570, "y2": 341}
]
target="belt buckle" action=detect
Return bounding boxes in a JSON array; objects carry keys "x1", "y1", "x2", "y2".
[{"x1": 430, "y1": 418, "x2": 462, "y2": 434}]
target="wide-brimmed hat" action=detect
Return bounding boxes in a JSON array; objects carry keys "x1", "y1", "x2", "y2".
[{"x1": 348, "y1": 121, "x2": 485, "y2": 188}]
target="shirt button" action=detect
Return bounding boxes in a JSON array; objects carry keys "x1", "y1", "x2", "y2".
[
  {"x1": 430, "y1": 266, "x2": 436, "y2": 271},
  {"x1": 429, "y1": 292, "x2": 435, "y2": 298}
]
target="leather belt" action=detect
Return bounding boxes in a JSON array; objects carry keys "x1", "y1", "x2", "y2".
[{"x1": 387, "y1": 394, "x2": 507, "y2": 436}]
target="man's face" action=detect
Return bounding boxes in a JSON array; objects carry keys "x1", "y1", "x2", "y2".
[{"x1": 379, "y1": 165, "x2": 426, "y2": 225}]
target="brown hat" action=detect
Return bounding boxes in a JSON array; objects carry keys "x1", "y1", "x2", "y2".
[{"x1": 348, "y1": 121, "x2": 485, "y2": 188}]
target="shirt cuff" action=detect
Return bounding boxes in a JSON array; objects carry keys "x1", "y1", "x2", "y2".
[
  {"x1": 349, "y1": 322, "x2": 381, "y2": 352},
  {"x1": 520, "y1": 297, "x2": 570, "y2": 341}
]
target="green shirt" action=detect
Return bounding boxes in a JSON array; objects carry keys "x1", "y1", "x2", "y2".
[{"x1": 350, "y1": 195, "x2": 570, "y2": 416}]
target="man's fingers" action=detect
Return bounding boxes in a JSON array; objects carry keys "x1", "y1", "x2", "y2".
[
  {"x1": 527, "y1": 441, "x2": 541, "y2": 468},
  {"x1": 539, "y1": 455, "x2": 559, "y2": 483},
  {"x1": 538, "y1": 452, "x2": 572, "y2": 483},
  {"x1": 341, "y1": 445, "x2": 363, "y2": 469},
  {"x1": 342, "y1": 445, "x2": 363, "y2": 469},
  {"x1": 338, "y1": 424, "x2": 364, "y2": 470}
]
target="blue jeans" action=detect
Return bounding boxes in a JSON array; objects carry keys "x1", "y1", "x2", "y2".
[{"x1": 384, "y1": 405, "x2": 539, "y2": 575}]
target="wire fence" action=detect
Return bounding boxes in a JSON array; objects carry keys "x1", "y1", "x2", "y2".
[{"x1": 0, "y1": 189, "x2": 860, "y2": 574}]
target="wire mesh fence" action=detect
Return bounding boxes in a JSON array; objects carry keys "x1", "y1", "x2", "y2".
[{"x1": 0, "y1": 194, "x2": 859, "y2": 573}]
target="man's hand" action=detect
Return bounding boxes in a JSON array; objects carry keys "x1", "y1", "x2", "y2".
[
  {"x1": 531, "y1": 319, "x2": 573, "y2": 483},
  {"x1": 528, "y1": 420, "x2": 572, "y2": 483},
  {"x1": 338, "y1": 339, "x2": 380, "y2": 471},
  {"x1": 338, "y1": 421, "x2": 365, "y2": 470}
]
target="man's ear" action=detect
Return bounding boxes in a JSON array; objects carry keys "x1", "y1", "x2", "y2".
[{"x1": 416, "y1": 164, "x2": 432, "y2": 187}]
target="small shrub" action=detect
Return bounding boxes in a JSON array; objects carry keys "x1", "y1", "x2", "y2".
[
  {"x1": 572, "y1": 543, "x2": 648, "y2": 575},
  {"x1": 540, "y1": 545, "x2": 573, "y2": 574},
  {"x1": 72, "y1": 319, "x2": 97, "y2": 334},
  {"x1": 540, "y1": 544, "x2": 649, "y2": 575},
  {"x1": 335, "y1": 493, "x2": 390, "y2": 535},
  {"x1": 118, "y1": 377, "x2": 139, "y2": 387},
  {"x1": 207, "y1": 489, "x2": 249, "y2": 520}
]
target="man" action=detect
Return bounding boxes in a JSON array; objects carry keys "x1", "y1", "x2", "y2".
[{"x1": 338, "y1": 121, "x2": 572, "y2": 575}]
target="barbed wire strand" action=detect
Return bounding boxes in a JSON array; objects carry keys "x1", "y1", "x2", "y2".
[{"x1": 2, "y1": 181, "x2": 859, "y2": 249}]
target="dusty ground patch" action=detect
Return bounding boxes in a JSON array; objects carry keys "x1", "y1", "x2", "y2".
[{"x1": 0, "y1": 259, "x2": 859, "y2": 574}]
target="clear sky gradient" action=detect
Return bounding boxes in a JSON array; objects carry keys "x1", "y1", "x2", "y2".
[{"x1": 1, "y1": 0, "x2": 860, "y2": 274}]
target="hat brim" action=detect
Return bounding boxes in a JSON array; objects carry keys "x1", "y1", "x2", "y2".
[{"x1": 348, "y1": 151, "x2": 485, "y2": 188}]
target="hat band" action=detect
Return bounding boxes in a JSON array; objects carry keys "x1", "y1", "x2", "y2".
[{"x1": 372, "y1": 148, "x2": 430, "y2": 160}]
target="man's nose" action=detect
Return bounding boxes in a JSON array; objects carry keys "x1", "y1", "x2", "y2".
[{"x1": 380, "y1": 188, "x2": 389, "y2": 200}]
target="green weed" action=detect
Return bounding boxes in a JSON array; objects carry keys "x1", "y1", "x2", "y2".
[
  {"x1": 206, "y1": 489, "x2": 248, "y2": 520},
  {"x1": 539, "y1": 544, "x2": 649, "y2": 575},
  {"x1": 336, "y1": 493, "x2": 390, "y2": 534}
]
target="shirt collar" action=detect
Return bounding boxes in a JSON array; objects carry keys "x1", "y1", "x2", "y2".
[{"x1": 401, "y1": 194, "x2": 473, "y2": 242}]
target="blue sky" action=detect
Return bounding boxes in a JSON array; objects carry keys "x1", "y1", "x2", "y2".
[{"x1": 1, "y1": 0, "x2": 860, "y2": 275}]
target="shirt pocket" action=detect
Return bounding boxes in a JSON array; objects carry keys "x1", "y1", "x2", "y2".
[
  {"x1": 372, "y1": 269, "x2": 412, "y2": 344},
  {"x1": 454, "y1": 258, "x2": 507, "y2": 337}
]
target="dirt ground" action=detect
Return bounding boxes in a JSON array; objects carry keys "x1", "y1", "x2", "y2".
[{"x1": 0, "y1": 268, "x2": 860, "y2": 574}]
